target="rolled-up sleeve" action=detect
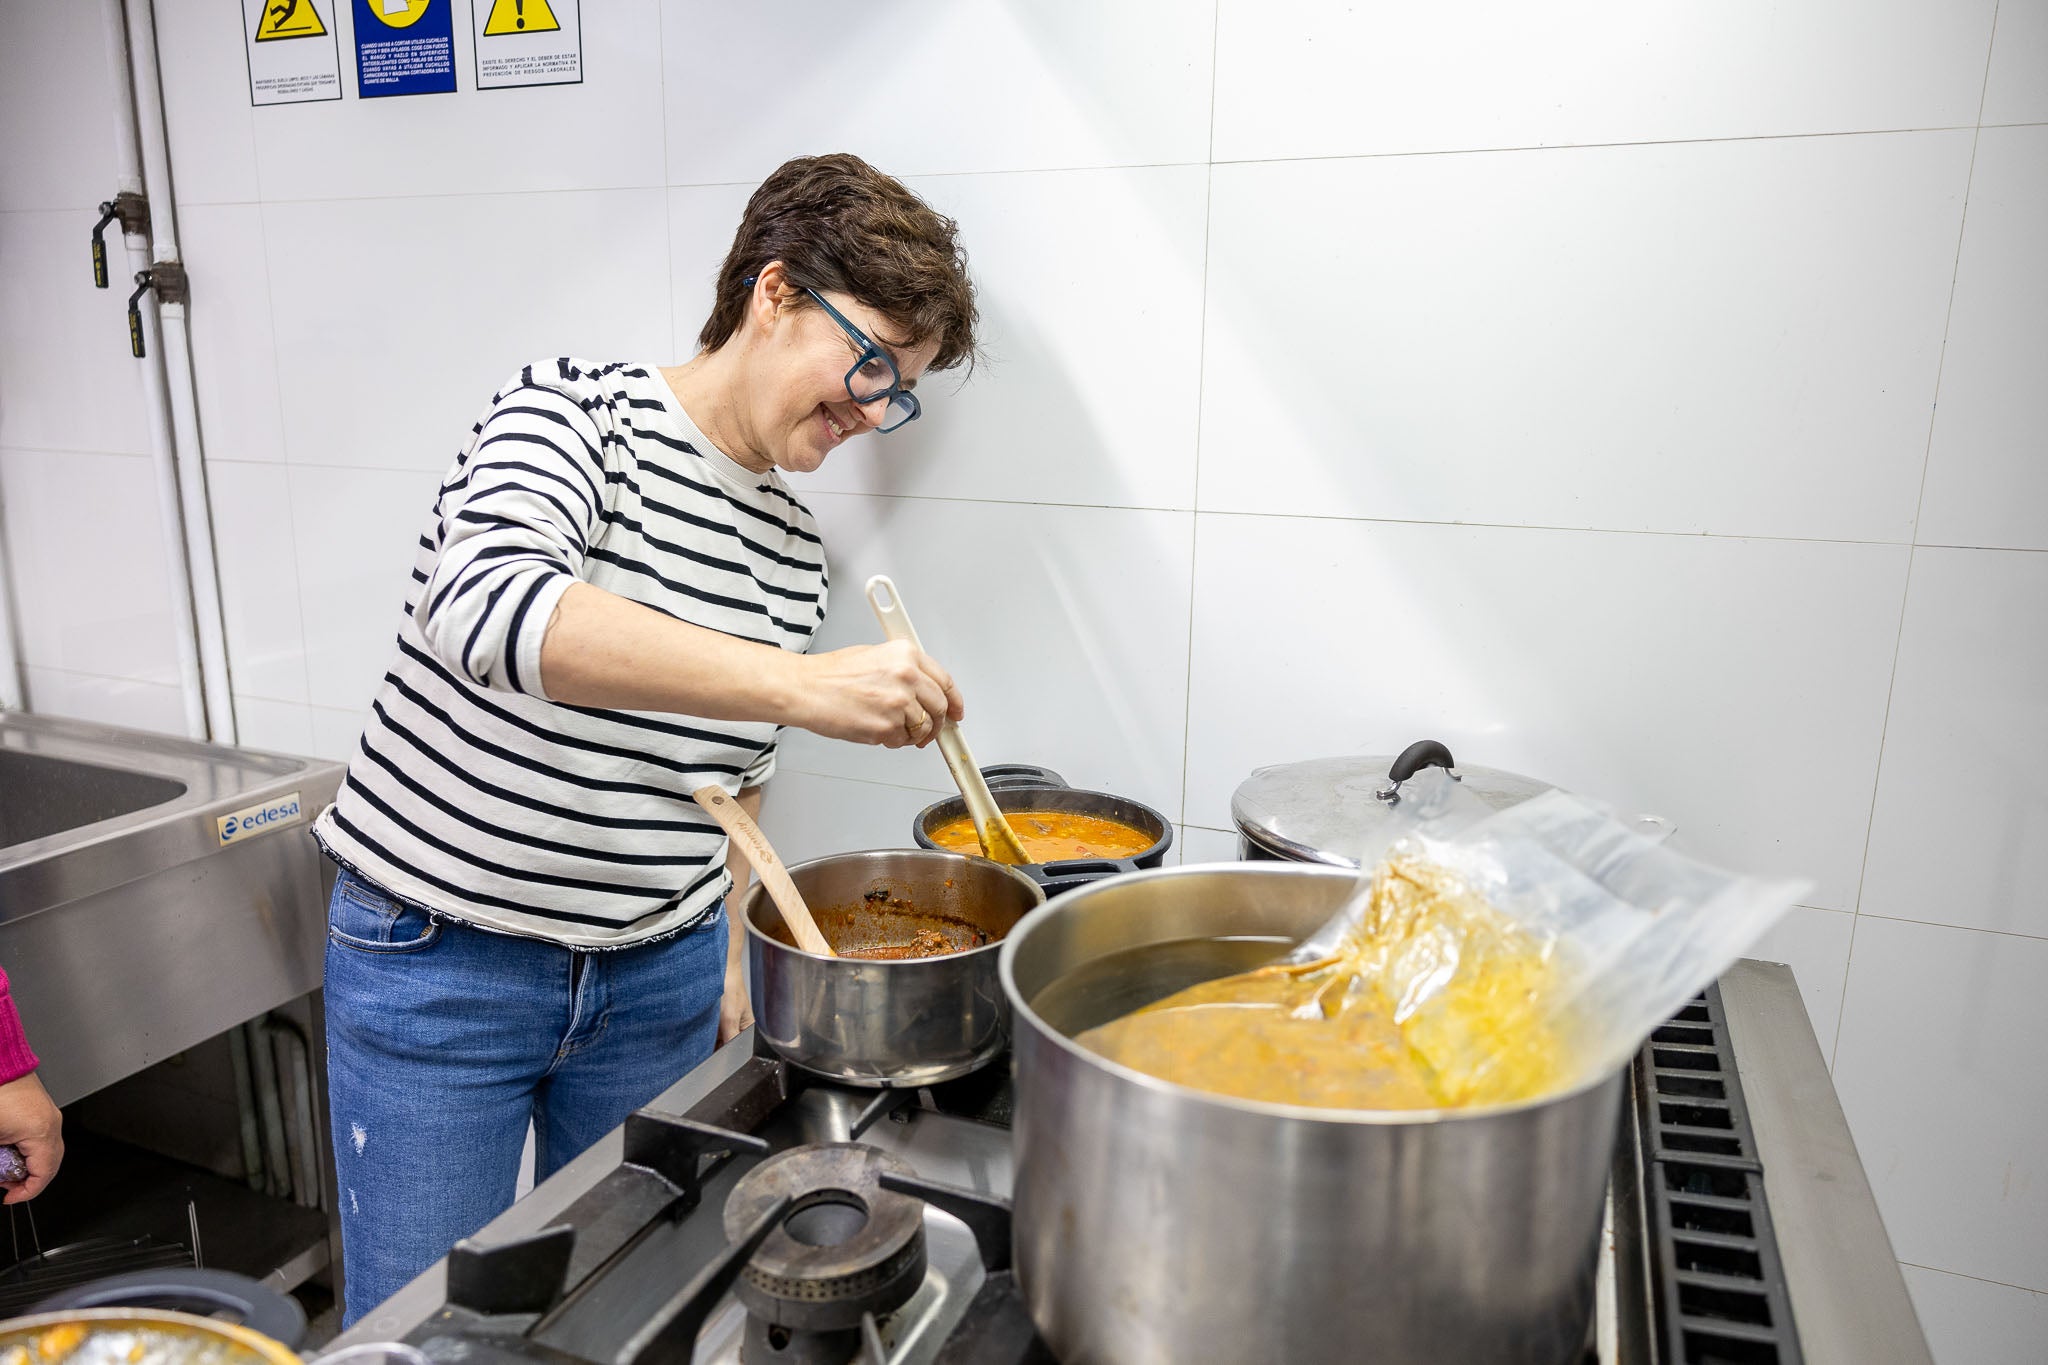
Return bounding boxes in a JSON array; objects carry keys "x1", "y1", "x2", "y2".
[{"x1": 415, "y1": 384, "x2": 605, "y2": 699}]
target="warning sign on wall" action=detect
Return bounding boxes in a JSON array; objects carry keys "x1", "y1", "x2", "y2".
[
  {"x1": 472, "y1": 0, "x2": 582, "y2": 90},
  {"x1": 242, "y1": 0, "x2": 343, "y2": 105},
  {"x1": 354, "y1": 0, "x2": 458, "y2": 98}
]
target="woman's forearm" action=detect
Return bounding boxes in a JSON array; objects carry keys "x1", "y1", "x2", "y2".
[{"x1": 538, "y1": 582, "x2": 807, "y2": 722}]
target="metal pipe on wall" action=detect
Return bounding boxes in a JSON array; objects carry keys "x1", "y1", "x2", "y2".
[
  {"x1": 99, "y1": 0, "x2": 209, "y2": 742},
  {"x1": 119, "y1": 0, "x2": 238, "y2": 745}
]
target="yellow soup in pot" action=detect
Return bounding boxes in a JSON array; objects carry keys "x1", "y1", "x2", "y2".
[{"x1": 929, "y1": 811, "x2": 1154, "y2": 864}]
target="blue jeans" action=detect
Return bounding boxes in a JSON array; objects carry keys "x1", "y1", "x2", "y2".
[{"x1": 323, "y1": 866, "x2": 726, "y2": 1327}]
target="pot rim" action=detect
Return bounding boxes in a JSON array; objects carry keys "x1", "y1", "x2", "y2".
[
  {"x1": 998, "y1": 862, "x2": 1624, "y2": 1127},
  {"x1": 0, "y1": 1309, "x2": 301, "y2": 1365},
  {"x1": 912, "y1": 785, "x2": 1175, "y2": 869},
  {"x1": 738, "y1": 847, "x2": 1046, "y2": 963}
]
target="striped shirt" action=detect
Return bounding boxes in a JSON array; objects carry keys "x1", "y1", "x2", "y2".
[{"x1": 313, "y1": 359, "x2": 829, "y2": 948}]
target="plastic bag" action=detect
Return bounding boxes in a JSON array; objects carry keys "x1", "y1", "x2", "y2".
[{"x1": 1280, "y1": 766, "x2": 1810, "y2": 1104}]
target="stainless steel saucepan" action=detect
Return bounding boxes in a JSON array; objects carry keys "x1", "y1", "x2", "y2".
[{"x1": 738, "y1": 849, "x2": 1045, "y2": 1087}]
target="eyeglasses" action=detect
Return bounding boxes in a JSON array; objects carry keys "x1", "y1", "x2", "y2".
[
  {"x1": 744, "y1": 276, "x2": 922, "y2": 433},
  {"x1": 803, "y1": 288, "x2": 921, "y2": 433}
]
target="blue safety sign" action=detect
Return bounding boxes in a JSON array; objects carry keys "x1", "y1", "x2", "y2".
[{"x1": 352, "y1": 0, "x2": 456, "y2": 98}]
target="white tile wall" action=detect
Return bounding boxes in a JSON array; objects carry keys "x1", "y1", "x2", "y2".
[
  {"x1": 180, "y1": 204, "x2": 288, "y2": 467},
  {"x1": 2, "y1": 0, "x2": 2043, "y2": 1335},
  {"x1": 0, "y1": 211, "x2": 154, "y2": 457},
  {"x1": 1902, "y1": 1263, "x2": 2048, "y2": 1365},
  {"x1": 775, "y1": 493, "x2": 1194, "y2": 817},
  {"x1": 263, "y1": 189, "x2": 673, "y2": 470},
  {"x1": 1198, "y1": 134, "x2": 1972, "y2": 540},
  {"x1": 0, "y1": 449, "x2": 182, "y2": 683},
  {"x1": 310, "y1": 703, "x2": 369, "y2": 764},
  {"x1": 1860, "y1": 549, "x2": 2048, "y2": 939},
  {"x1": 1183, "y1": 514, "x2": 1907, "y2": 908},
  {"x1": 658, "y1": 0, "x2": 1216, "y2": 185},
  {"x1": 1212, "y1": 0, "x2": 1998, "y2": 162},
  {"x1": 1834, "y1": 917, "x2": 2048, "y2": 1295},
  {"x1": 755, "y1": 771, "x2": 945, "y2": 870},
  {"x1": 1745, "y1": 906, "x2": 1856, "y2": 1058},
  {"x1": 151, "y1": 1, "x2": 261, "y2": 208},
  {"x1": 1982, "y1": 0, "x2": 2048, "y2": 126},
  {"x1": 232, "y1": 694, "x2": 316, "y2": 755},
  {"x1": 1175, "y1": 825, "x2": 1244, "y2": 865},
  {"x1": 206, "y1": 459, "x2": 309, "y2": 704},
  {"x1": 23, "y1": 665, "x2": 188, "y2": 735},
  {"x1": 0, "y1": 0, "x2": 124, "y2": 213},
  {"x1": 285, "y1": 463, "x2": 440, "y2": 712},
  {"x1": 1916, "y1": 126, "x2": 2048, "y2": 553}
]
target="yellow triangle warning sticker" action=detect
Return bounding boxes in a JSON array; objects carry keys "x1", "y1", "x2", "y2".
[
  {"x1": 482, "y1": 0, "x2": 560, "y2": 36},
  {"x1": 253, "y1": 0, "x2": 326, "y2": 41}
]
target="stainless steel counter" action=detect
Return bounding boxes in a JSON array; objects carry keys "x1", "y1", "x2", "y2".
[{"x1": 0, "y1": 711, "x2": 345, "y2": 1106}]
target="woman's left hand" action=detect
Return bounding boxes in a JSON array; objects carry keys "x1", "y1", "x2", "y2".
[
  {"x1": 717, "y1": 957, "x2": 754, "y2": 1045},
  {"x1": 0, "y1": 1072, "x2": 62, "y2": 1203}
]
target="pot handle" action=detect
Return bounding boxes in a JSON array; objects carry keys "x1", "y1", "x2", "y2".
[
  {"x1": 1034, "y1": 857, "x2": 1141, "y2": 880},
  {"x1": 979, "y1": 764, "x2": 1067, "y2": 792},
  {"x1": 1386, "y1": 739, "x2": 1457, "y2": 785},
  {"x1": 33, "y1": 1268, "x2": 308, "y2": 1348}
]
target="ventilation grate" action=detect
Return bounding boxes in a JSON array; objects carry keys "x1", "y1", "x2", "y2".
[{"x1": 1637, "y1": 982, "x2": 1803, "y2": 1365}]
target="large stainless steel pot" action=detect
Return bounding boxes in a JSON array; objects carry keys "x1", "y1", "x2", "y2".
[
  {"x1": 999, "y1": 863, "x2": 1624, "y2": 1365},
  {"x1": 740, "y1": 850, "x2": 1045, "y2": 1088}
]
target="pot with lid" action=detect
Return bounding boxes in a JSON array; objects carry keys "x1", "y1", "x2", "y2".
[{"x1": 1234, "y1": 739, "x2": 1648, "y2": 865}]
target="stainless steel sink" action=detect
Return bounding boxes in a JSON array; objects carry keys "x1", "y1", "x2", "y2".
[{"x1": 0, "y1": 711, "x2": 346, "y2": 1106}]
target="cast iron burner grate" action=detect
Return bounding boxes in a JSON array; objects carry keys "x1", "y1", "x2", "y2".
[
  {"x1": 1635, "y1": 983, "x2": 1803, "y2": 1365},
  {"x1": 397, "y1": 1061, "x2": 1052, "y2": 1365}
]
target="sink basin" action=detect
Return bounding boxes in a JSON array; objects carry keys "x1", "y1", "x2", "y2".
[
  {"x1": 0, "y1": 750, "x2": 187, "y2": 848},
  {"x1": 0, "y1": 711, "x2": 347, "y2": 1105}
]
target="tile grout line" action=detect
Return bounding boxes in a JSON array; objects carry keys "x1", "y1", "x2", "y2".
[
  {"x1": 1173, "y1": 0, "x2": 1225, "y2": 831},
  {"x1": 1896, "y1": 1260, "x2": 2048, "y2": 1299},
  {"x1": 1854, "y1": 909, "x2": 2048, "y2": 946},
  {"x1": 162, "y1": 463, "x2": 2048, "y2": 556},
  {"x1": 91, "y1": 116, "x2": 2048, "y2": 218},
  {"x1": 251, "y1": 194, "x2": 324, "y2": 718},
  {"x1": 1830, "y1": 0, "x2": 2004, "y2": 1075}
]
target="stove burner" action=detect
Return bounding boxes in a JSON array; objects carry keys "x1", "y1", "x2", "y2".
[{"x1": 724, "y1": 1143, "x2": 928, "y2": 1338}]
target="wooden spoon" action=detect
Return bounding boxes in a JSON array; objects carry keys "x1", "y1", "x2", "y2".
[
  {"x1": 691, "y1": 784, "x2": 834, "y2": 956},
  {"x1": 864, "y1": 575, "x2": 1034, "y2": 866}
]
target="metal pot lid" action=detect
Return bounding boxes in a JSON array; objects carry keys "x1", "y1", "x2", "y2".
[{"x1": 1230, "y1": 739, "x2": 1552, "y2": 867}]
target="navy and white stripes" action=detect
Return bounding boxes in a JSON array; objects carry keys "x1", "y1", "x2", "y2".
[{"x1": 314, "y1": 359, "x2": 828, "y2": 947}]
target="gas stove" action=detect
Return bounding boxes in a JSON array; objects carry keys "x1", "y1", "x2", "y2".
[{"x1": 333, "y1": 961, "x2": 1929, "y2": 1365}]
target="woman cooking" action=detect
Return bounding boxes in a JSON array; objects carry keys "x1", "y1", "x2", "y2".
[{"x1": 311, "y1": 153, "x2": 978, "y2": 1325}]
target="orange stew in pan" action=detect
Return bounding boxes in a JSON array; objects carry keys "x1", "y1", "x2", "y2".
[{"x1": 929, "y1": 811, "x2": 1154, "y2": 864}]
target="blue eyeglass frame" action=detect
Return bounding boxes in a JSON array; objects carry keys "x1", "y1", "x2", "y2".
[{"x1": 743, "y1": 276, "x2": 922, "y2": 433}]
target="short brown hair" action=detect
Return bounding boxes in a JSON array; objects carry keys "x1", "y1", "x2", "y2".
[{"x1": 699, "y1": 154, "x2": 978, "y2": 373}]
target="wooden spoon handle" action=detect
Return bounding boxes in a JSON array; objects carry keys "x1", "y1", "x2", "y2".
[
  {"x1": 691, "y1": 785, "x2": 833, "y2": 956},
  {"x1": 863, "y1": 576, "x2": 1032, "y2": 866}
]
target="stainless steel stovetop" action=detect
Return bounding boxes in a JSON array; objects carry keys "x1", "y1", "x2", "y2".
[{"x1": 332, "y1": 961, "x2": 1929, "y2": 1365}]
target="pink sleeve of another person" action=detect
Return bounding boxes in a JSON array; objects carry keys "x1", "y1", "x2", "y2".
[{"x1": 0, "y1": 964, "x2": 40, "y2": 1086}]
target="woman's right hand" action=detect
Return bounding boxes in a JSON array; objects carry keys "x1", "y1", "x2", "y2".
[{"x1": 792, "y1": 640, "x2": 964, "y2": 748}]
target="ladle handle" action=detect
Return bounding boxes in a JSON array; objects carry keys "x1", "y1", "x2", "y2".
[
  {"x1": 864, "y1": 576, "x2": 1031, "y2": 865},
  {"x1": 691, "y1": 785, "x2": 833, "y2": 956}
]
